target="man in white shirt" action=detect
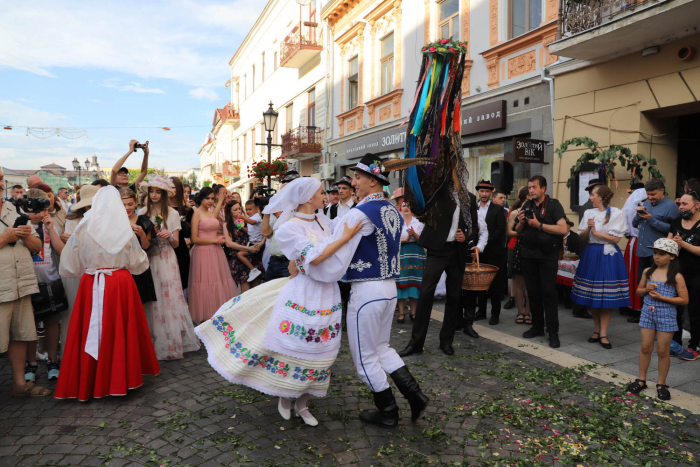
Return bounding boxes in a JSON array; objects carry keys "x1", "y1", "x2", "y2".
[
  {"x1": 332, "y1": 176, "x2": 356, "y2": 219},
  {"x1": 399, "y1": 187, "x2": 488, "y2": 357}
]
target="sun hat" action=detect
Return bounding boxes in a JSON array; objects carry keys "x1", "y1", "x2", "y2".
[
  {"x1": 652, "y1": 237, "x2": 679, "y2": 256},
  {"x1": 139, "y1": 174, "x2": 176, "y2": 197},
  {"x1": 390, "y1": 187, "x2": 404, "y2": 200},
  {"x1": 71, "y1": 185, "x2": 100, "y2": 210}
]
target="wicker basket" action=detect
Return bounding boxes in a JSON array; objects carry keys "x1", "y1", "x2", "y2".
[{"x1": 462, "y1": 250, "x2": 499, "y2": 291}]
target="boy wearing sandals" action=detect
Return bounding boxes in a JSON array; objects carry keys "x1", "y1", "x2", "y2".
[
  {"x1": 628, "y1": 238, "x2": 688, "y2": 401},
  {"x1": 0, "y1": 168, "x2": 51, "y2": 397}
]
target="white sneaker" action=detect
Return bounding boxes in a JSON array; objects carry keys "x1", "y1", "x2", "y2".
[
  {"x1": 247, "y1": 268, "x2": 262, "y2": 283},
  {"x1": 36, "y1": 351, "x2": 48, "y2": 362}
]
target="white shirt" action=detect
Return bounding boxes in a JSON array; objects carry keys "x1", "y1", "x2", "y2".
[
  {"x1": 401, "y1": 217, "x2": 425, "y2": 243},
  {"x1": 444, "y1": 206, "x2": 489, "y2": 253},
  {"x1": 578, "y1": 207, "x2": 627, "y2": 255},
  {"x1": 31, "y1": 223, "x2": 61, "y2": 284},
  {"x1": 267, "y1": 214, "x2": 284, "y2": 257},
  {"x1": 335, "y1": 198, "x2": 356, "y2": 219},
  {"x1": 247, "y1": 212, "x2": 263, "y2": 243},
  {"x1": 446, "y1": 206, "x2": 461, "y2": 242},
  {"x1": 478, "y1": 200, "x2": 491, "y2": 218}
]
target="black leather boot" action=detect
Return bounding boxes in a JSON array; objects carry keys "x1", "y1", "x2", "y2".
[
  {"x1": 462, "y1": 307, "x2": 479, "y2": 338},
  {"x1": 390, "y1": 367, "x2": 430, "y2": 422},
  {"x1": 359, "y1": 387, "x2": 399, "y2": 428}
]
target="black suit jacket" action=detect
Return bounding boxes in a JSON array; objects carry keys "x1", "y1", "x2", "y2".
[
  {"x1": 565, "y1": 231, "x2": 584, "y2": 256},
  {"x1": 481, "y1": 202, "x2": 507, "y2": 259},
  {"x1": 417, "y1": 188, "x2": 477, "y2": 265}
]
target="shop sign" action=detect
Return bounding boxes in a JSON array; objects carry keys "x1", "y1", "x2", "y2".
[
  {"x1": 461, "y1": 100, "x2": 507, "y2": 135},
  {"x1": 345, "y1": 127, "x2": 407, "y2": 158},
  {"x1": 512, "y1": 137, "x2": 545, "y2": 163}
]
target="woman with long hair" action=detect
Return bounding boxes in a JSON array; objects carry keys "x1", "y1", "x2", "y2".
[
  {"x1": 169, "y1": 176, "x2": 193, "y2": 292},
  {"x1": 506, "y1": 186, "x2": 531, "y2": 325},
  {"x1": 119, "y1": 188, "x2": 158, "y2": 307},
  {"x1": 33, "y1": 183, "x2": 66, "y2": 237},
  {"x1": 223, "y1": 200, "x2": 264, "y2": 293},
  {"x1": 188, "y1": 187, "x2": 237, "y2": 322},
  {"x1": 571, "y1": 184, "x2": 630, "y2": 349},
  {"x1": 196, "y1": 178, "x2": 362, "y2": 426},
  {"x1": 396, "y1": 201, "x2": 425, "y2": 323},
  {"x1": 55, "y1": 186, "x2": 159, "y2": 401},
  {"x1": 137, "y1": 175, "x2": 200, "y2": 360}
]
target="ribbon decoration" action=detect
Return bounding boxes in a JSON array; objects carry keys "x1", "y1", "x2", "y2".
[{"x1": 84, "y1": 268, "x2": 122, "y2": 360}]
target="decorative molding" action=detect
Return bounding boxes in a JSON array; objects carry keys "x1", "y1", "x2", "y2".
[
  {"x1": 486, "y1": 58, "x2": 499, "y2": 89},
  {"x1": 489, "y1": 0, "x2": 498, "y2": 47},
  {"x1": 546, "y1": 0, "x2": 558, "y2": 22},
  {"x1": 378, "y1": 105, "x2": 392, "y2": 123},
  {"x1": 370, "y1": 20, "x2": 377, "y2": 100},
  {"x1": 340, "y1": 45, "x2": 346, "y2": 113},
  {"x1": 461, "y1": 60, "x2": 473, "y2": 96},
  {"x1": 357, "y1": 25, "x2": 365, "y2": 106},
  {"x1": 337, "y1": 106, "x2": 365, "y2": 137},
  {"x1": 462, "y1": 0, "x2": 470, "y2": 57},
  {"x1": 424, "y1": 0, "x2": 430, "y2": 43},
  {"x1": 508, "y1": 50, "x2": 537, "y2": 79},
  {"x1": 542, "y1": 31, "x2": 558, "y2": 66},
  {"x1": 324, "y1": 0, "x2": 372, "y2": 32},
  {"x1": 393, "y1": 0, "x2": 402, "y2": 91},
  {"x1": 364, "y1": 88, "x2": 403, "y2": 127}
]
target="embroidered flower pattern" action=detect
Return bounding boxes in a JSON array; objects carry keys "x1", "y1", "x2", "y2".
[
  {"x1": 350, "y1": 259, "x2": 372, "y2": 272},
  {"x1": 212, "y1": 316, "x2": 331, "y2": 381},
  {"x1": 357, "y1": 192, "x2": 384, "y2": 206},
  {"x1": 285, "y1": 300, "x2": 341, "y2": 316},
  {"x1": 279, "y1": 320, "x2": 341, "y2": 343},
  {"x1": 295, "y1": 244, "x2": 313, "y2": 275}
]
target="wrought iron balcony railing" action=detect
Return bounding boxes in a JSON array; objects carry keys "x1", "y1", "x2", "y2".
[
  {"x1": 281, "y1": 126, "x2": 323, "y2": 157},
  {"x1": 559, "y1": 0, "x2": 653, "y2": 37},
  {"x1": 280, "y1": 21, "x2": 322, "y2": 68}
]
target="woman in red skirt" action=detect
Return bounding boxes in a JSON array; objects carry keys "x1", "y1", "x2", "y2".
[{"x1": 56, "y1": 186, "x2": 159, "y2": 401}]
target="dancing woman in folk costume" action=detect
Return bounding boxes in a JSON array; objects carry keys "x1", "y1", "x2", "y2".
[
  {"x1": 55, "y1": 186, "x2": 159, "y2": 401},
  {"x1": 196, "y1": 177, "x2": 362, "y2": 426},
  {"x1": 137, "y1": 175, "x2": 200, "y2": 360}
]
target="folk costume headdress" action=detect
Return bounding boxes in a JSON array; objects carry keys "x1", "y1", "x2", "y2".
[
  {"x1": 262, "y1": 177, "x2": 322, "y2": 227},
  {"x1": 350, "y1": 154, "x2": 390, "y2": 186},
  {"x1": 398, "y1": 38, "x2": 472, "y2": 233}
]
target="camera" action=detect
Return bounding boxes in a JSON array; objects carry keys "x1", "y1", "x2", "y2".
[
  {"x1": 523, "y1": 209, "x2": 535, "y2": 219},
  {"x1": 253, "y1": 185, "x2": 277, "y2": 208},
  {"x1": 9, "y1": 196, "x2": 51, "y2": 227}
]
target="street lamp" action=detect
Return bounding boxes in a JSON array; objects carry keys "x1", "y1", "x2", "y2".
[
  {"x1": 72, "y1": 157, "x2": 92, "y2": 186},
  {"x1": 258, "y1": 101, "x2": 281, "y2": 191}
]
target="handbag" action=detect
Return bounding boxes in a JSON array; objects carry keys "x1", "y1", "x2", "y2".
[{"x1": 31, "y1": 279, "x2": 69, "y2": 317}]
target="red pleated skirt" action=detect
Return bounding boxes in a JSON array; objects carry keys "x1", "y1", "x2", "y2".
[
  {"x1": 623, "y1": 237, "x2": 642, "y2": 311},
  {"x1": 55, "y1": 269, "x2": 160, "y2": 401}
]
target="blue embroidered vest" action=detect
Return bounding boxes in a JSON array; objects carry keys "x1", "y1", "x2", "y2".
[{"x1": 343, "y1": 199, "x2": 403, "y2": 282}]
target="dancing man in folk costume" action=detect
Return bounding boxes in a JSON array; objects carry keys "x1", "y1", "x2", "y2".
[{"x1": 311, "y1": 153, "x2": 430, "y2": 428}]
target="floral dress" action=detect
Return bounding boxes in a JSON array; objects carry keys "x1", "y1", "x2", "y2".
[
  {"x1": 229, "y1": 226, "x2": 264, "y2": 284},
  {"x1": 195, "y1": 215, "x2": 343, "y2": 398}
]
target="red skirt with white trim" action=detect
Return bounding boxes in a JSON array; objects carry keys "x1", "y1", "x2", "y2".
[
  {"x1": 623, "y1": 237, "x2": 642, "y2": 311},
  {"x1": 55, "y1": 269, "x2": 160, "y2": 401}
]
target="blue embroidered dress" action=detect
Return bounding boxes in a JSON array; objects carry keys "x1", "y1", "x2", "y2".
[{"x1": 195, "y1": 215, "x2": 343, "y2": 398}]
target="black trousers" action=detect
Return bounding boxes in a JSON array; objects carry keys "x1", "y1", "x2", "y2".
[
  {"x1": 339, "y1": 281, "x2": 352, "y2": 326},
  {"x1": 477, "y1": 253, "x2": 507, "y2": 316},
  {"x1": 408, "y1": 242, "x2": 465, "y2": 349},
  {"x1": 522, "y1": 257, "x2": 559, "y2": 333}
]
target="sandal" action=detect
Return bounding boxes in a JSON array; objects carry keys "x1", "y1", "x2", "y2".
[
  {"x1": 11, "y1": 381, "x2": 52, "y2": 397},
  {"x1": 656, "y1": 384, "x2": 671, "y2": 401},
  {"x1": 397, "y1": 314, "x2": 405, "y2": 324},
  {"x1": 515, "y1": 314, "x2": 525, "y2": 324},
  {"x1": 524, "y1": 315, "x2": 532, "y2": 326},
  {"x1": 627, "y1": 379, "x2": 647, "y2": 395},
  {"x1": 588, "y1": 332, "x2": 600, "y2": 343}
]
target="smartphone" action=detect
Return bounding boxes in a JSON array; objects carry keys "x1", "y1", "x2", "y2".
[{"x1": 189, "y1": 194, "x2": 195, "y2": 201}]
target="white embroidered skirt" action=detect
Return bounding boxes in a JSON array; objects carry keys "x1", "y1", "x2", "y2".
[{"x1": 195, "y1": 277, "x2": 341, "y2": 398}]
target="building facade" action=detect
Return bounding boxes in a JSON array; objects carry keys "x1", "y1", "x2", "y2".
[{"x1": 548, "y1": 0, "x2": 700, "y2": 219}]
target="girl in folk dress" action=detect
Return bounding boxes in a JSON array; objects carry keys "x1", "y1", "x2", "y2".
[
  {"x1": 188, "y1": 187, "x2": 237, "y2": 322},
  {"x1": 137, "y1": 175, "x2": 200, "y2": 360},
  {"x1": 396, "y1": 201, "x2": 425, "y2": 323},
  {"x1": 55, "y1": 186, "x2": 159, "y2": 401},
  {"x1": 196, "y1": 178, "x2": 361, "y2": 426},
  {"x1": 571, "y1": 185, "x2": 631, "y2": 349}
]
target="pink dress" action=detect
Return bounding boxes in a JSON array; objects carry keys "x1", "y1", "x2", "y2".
[{"x1": 188, "y1": 218, "x2": 238, "y2": 322}]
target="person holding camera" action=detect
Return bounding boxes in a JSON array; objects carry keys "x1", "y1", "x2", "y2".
[
  {"x1": 111, "y1": 139, "x2": 150, "y2": 193},
  {"x1": 0, "y1": 168, "x2": 50, "y2": 396},
  {"x1": 516, "y1": 176, "x2": 568, "y2": 348},
  {"x1": 261, "y1": 171, "x2": 301, "y2": 282}
]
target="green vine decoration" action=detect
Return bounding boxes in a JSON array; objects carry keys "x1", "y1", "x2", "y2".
[{"x1": 556, "y1": 137, "x2": 665, "y2": 188}]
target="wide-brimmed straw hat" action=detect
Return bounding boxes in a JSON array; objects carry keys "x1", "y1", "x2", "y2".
[
  {"x1": 139, "y1": 174, "x2": 176, "y2": 197},
  {"x1": 390, "y1": 187, "x2": 404, "y2": 200},
  {"x1": 71, "y1": 185, "x2": 100, "y2": 210}
]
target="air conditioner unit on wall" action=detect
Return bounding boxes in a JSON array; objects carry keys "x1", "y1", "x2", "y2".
[{"x1": 319, "y1": 163, "x2": 335, "y2": 180}]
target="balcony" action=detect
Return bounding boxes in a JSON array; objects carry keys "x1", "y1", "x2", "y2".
[
  {"x1": 281, "y1": 126, "x2": 323, "y2": 158},
  {"x1": 549, "y1": 0, "x2": 700, "y2": 61},
  {"x1": 280, "y1": 21, "x2": 322, "y2": 69},
  {"x1": 223, "y1": 162, "x2": 241, "y2": 182}
]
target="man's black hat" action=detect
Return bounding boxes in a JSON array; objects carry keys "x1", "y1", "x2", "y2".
[
  {"x1": 282, "y1": 170, "x2": 300, "y2": 184},
  {"x1": 350, "y1": 153, "x2": 390, "y2": 186},
  {"x1": 584, "y1": 178, "x2": 603, "y2": 192}
]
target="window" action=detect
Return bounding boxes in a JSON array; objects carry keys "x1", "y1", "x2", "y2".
[
  {"x1": 286, "y1": 104, "x2": 294, "y2": 132},
  {"x1": 308, "y1": 89, "x2": 316, "y2": 128},
  {"x1": 380, "y1": 33, "x2": 394, "y2": 95},
  {"x1": 509, "y1": 0, "x2": 542, "y2": 39},
  {"x1": 274, "y1": 51, "x2": 278, "y2": 70},
  {"x1": 348, "y1": 56, "x2": 359, "y2": 110},
  {"x1": 438, "y1": 0, "x2": 460, "y2": 40},
  {"x1": 262, "y1": 52, "x2": 265, "y2": 82}
]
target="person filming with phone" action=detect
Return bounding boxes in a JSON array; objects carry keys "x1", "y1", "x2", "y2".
[
  {"x1": 516, "y1": 176, "x2": 567, "y2": 348},
  {"x1": 111, "y1": 139, "x2": 150, "y2": 193}
]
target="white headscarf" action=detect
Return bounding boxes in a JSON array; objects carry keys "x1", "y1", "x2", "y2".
[
  {"x1": 85, "y1": 185, "x2": 134, "y2": 256},
  {"x1": 263, "y1": 178, "x2": 321, "y2": 226}
]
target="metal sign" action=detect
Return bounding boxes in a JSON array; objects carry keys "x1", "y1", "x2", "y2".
[
  {"x1": 345, "y1": 127, "x2": 407, "y2": 159},
  {"x1": 512, "y1": 137, "x2": 546, "y2": 163},
  {"x1": 461, "y1": 100, "x2": 507, "y2": 135}
]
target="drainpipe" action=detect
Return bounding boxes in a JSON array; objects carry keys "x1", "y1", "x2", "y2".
[
  {"x1": 541, "y1": 67, "x2": 555, "y2": 147},
  {"x1": 325, "y1": 17, "x2": 334, "y2": 171}
]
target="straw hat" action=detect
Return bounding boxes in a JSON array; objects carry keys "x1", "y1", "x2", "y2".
[
  {"x1": 390, "y1": 187, "x2": 404, "y2": 200},
  {"x1": 71, "y1": 185, "x2": 100, "y2": 210},
  {"x1": 139, "y1": 174, "x2": 176, "y2": 197}
]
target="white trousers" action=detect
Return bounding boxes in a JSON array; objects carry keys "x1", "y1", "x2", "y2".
[{"x1": 347, "y1": 280, "x2": 405, "y2": 392}]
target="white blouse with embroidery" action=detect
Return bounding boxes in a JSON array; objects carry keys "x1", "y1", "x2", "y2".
[
  {"x1": 578, "y1": 207, "x2": 627, "y2": 256},
  {"x1": 262, "y1": 216, "x2": 345, "y2": 361},
  {"x1": 401, "y1": 216, "x2": 425, "y2": 243}
]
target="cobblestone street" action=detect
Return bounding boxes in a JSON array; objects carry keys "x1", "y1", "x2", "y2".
[{"x1": 2, "y1": 318, "x2": 700, "y2": 467}]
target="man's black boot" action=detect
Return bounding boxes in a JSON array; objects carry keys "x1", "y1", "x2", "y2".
[
  {"x1": 503, "y1": 296, "x2": 516, "y2": 310},
  {"x1": 390, "y1": 366, "x2": 430, "y2": 423},
  {"x1": 462, "y1": 307, "x2": 479, "y2": 338},
  {"x1": 522, "y1": 327, "x2": 545, "y2": 338},
  {"x1": 549, "y1": 331, "x2": 561, "y2": 348},
  {"x1": 359, "y1": 387, "x2": 399, "y2": 428}
]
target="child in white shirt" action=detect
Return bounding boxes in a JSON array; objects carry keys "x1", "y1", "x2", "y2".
[{"x1": 237, "y1": 200, "x2": 266, "y2": 282}]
